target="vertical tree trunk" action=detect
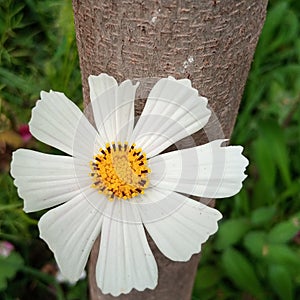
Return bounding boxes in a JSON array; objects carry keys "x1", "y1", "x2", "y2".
[{"x1": 72, "y1": 1, "x2": 268, "y2": 299}]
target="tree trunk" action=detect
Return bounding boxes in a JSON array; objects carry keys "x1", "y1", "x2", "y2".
[{"x1": 72, "y1": 1, "x2": 268, "y2": 299}]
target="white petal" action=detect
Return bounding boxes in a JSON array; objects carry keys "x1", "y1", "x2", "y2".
[
  {"x1": 89, "y1": 74, "x2": 118, "y2": 101},
  {"x1": 175, "y1": 77, "x2": 192, "y2": 88},
  {"x1": 139, "y1": 189, "x2": 222, "y2": 261},
  {"x1": 10, "y1": 149, "x2": 91, "y2": 212},
  {"x1": 96, "y1": 201, "x2": 157, "y2": 296},
  {"x1": 29, "y1": 90, "x2": 103, "y2": 158},
  {"x1": 131, "y1": 77, "x2": 211, "y2": 157},
  {"x1": 149, "y1": 139, "x2": 249, "y2": 198},
  {"x1": 130, "y1": 188, "x2": 185, "y2": 224},
  {"x1": 38, "y1": 188, "x2": 106, "y2": 282},
  {"x1": 88, "y1": 74, "x2": 139, "y2": 142}
]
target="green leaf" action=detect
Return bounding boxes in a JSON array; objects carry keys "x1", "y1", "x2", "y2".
[
  {"x1": 268, "y1": 218, "x2": 300, "y2": 243},
  {"x1": 243, "y1": 231, "x2": 266, "y2": 258},
  {"x1": 257, "y1": 2, "x2": 298, "y2": 59},
  {"x1": 233, "y1": 188, "x2": 250, "y2": 215},
  {"x1": 252, "y1": 137, "x2": 276, "y2": 188},
  {"x1": 258, "y1": 119, "x2": 291, "y2": 187},
  {"x1": 215, "y1": 218, "x2": 250, "y2": 250},
  {"x1": 222, "y1": 248, "x2": 263, "y2": 298},
  {"x1": 268, "y1": 265, "x2": 294, "y2": 300},
  {"x1": 194, "y1": 265, "x2": 222, "y2": 290},
  {"x1": 0, "y1": 252, "x2": 24, "y2": 291},
  {"x1": 279, "y1": 180, "x2": 300, "y2": 202},
  {"x1": 251, "y1": 206, "x2": 276, "y2": 226},
  {"x1": 0, "y1": 68, "x2": 32, "y2": 94},
  {"x1": 252, "y1": 180, "x2": 276, "y2": 208},
  {"x1": 264, "y1": 244, "x2": 300, "y2": 268}
]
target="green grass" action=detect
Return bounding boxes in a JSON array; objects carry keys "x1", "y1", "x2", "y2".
[
  {"x1": 1, "y1": 0, "x2": 300, "y2": 299},
  {"x1": 193, "y1": 1, "x2": 300, "y2": 299}
]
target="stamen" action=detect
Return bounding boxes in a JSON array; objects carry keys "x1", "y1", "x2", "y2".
[{"x1": 89, "y1": 142, "x2": 150, "y2": 200}]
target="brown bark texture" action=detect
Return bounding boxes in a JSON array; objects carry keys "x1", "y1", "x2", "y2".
[{"x1": 72, "y1": 1, "x2": 268, "y2": 299}]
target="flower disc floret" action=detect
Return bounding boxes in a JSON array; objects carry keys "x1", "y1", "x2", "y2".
[{"x1": 90, "y1": 142, "x2": 150, "y2": 200}]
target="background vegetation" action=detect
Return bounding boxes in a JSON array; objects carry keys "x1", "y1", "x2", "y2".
[{"x1": 0, "y1": 0, "x2": 299, "y2": 299}]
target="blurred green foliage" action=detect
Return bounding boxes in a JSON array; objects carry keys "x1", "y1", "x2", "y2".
[
  {"x1": 193, "y1": 0, "x2": 300, "y2": 299},
  {"x1": 0, "y1": 0, "x2": 86, "y2": 299},
  {"x1": 0, "y1": 0, "x2": 299, "y2": 299},
  {"x1": 0, "y1": 251, "x2": 24, "y2": 291}
]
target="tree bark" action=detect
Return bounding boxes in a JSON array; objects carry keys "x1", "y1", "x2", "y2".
[{"x1": 72, "y1": 1, "x2": 268, "y2": 299}]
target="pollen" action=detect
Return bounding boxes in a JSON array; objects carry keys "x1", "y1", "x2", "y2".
[{"x1": 89, "y1": 142, "x2": 150, "y2": 200}]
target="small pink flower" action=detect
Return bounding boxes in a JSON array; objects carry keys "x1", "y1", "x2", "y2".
[
  {"x1": 18, "y1": 124, "x2": 32, "y2": 142},
  {"x1": 0, "y1": 241, "x2": 14, "y2": 257}
]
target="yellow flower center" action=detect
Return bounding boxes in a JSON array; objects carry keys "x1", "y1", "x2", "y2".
[{"x1": 89, "y1": 142, "x2": 150, "y2": 200}]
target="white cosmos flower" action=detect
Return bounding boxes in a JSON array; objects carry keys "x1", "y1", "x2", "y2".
[{"x1": 10, "y1": 74, "x2": 248, "y2": 296}]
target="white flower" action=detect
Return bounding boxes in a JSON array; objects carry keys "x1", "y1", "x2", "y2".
[{"x1": 10, "y1": 74, "x2": 248, "y2": 296}]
